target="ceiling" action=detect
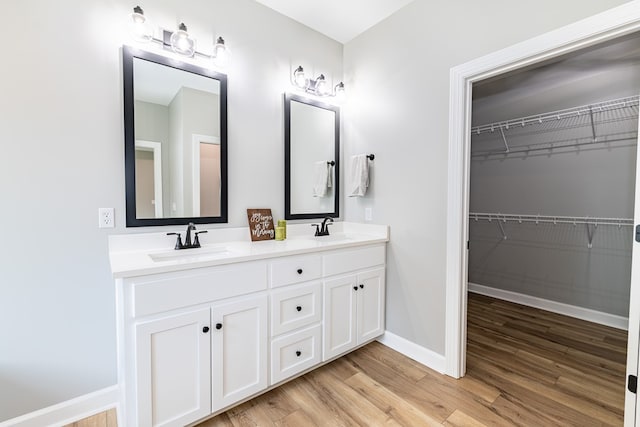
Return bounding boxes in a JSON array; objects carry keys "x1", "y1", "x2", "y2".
[{"x1": 254, "y1": 0, "x2": 415, "y2": 43}]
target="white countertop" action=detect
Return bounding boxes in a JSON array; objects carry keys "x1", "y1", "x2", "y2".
[{"x1": 108, "y1": 222, "x2": 389, "y2": 278}]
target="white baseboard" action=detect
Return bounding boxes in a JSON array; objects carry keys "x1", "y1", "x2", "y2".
[
  {"x1": 377, "y1": 331, "x2": 446, "y2": 374},
  {"x1": 468, "y1": 282, "x2": 629, "y2": 330},
  {"x1": 0, "y1": 385, "x2": 119, "y2": 427}
]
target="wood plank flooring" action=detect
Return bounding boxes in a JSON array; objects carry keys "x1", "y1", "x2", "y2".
[
  {"x1": 72, "y1": 293, "x2": 628, "y2": 426},
  {"x1": 65, "y1": 408, "x2": 117, "y2": 427}
]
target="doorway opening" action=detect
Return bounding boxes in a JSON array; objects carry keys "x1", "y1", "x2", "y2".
[{"x1": 446, "y1": 4, "x2": 640, "y2": 425}]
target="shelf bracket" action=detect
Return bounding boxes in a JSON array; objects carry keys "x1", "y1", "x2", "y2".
[
  {"x1": 499, "y1": 126, "x2": 510, "y2": 153},
  {"x1": 586, "y1": 222, "x2": 597, "y2": 249},
  {"x1": 497, "y1": 220, "x2": 507, "y2": 240},
  {"x1": 589, "y1": 106, "x2": 597, "y2": 143}
]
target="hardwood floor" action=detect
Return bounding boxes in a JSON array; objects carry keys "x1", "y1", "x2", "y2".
[
  {"x1": 72, "y1": 293, "x2": 628, "y2": 426},
  {"x1": 65, "y1": 408, "x2": 117, "y2": 427}
]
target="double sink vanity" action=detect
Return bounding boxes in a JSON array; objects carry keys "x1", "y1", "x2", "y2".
[
  {"x1": 116, "y1": 43, "x2": 386, "y2": 427},
  {"x1": 109, "y1": 222, "x2": 388, "y2": 426}
]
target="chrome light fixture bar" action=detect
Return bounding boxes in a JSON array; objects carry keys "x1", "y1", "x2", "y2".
[
  {"x1": 127, "y1": 6, "x2": 230, "y2": 65},
  {"x1": 292, "y1": 65, "x2": 345, "y2": 98}
]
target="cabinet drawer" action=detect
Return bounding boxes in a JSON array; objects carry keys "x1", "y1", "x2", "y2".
[
  {"x1": 270, "y1": 255, "x2": 322, "y2": 288},
  {"x1": 131, "y1": 261, "x2": 268, "y2": 317},
  {"x1": 271, "y1": 282, "x2": 322, "y2": 336},
  {"x1": 270, "y1": 324, "x2": 322, "y2": 385},
  {"x1": 323, "y1": 245, "x2": 385, "y2": 277}
]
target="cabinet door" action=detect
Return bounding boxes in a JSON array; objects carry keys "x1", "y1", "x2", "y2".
[
  {"x1": 323, "y1": 275, "x2": 358, "y2": 360},
  {"x1": 357, "y1": 268, "x2": 386, "y2": 344},
  {"x1": 211, "y1": 294, "x2": 268, "y2": 413},
  {"x1": 135, "y1": 308, "x2": 211, "y2": 427}
]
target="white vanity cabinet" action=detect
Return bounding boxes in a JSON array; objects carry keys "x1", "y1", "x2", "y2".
[
  {"x1": 110, "y1": 223, "x2": 388, "y2": 427},
  {"x1": 269, "y1": 255, "x2": 324, "y2": 384},
  {"x1": 117, "y1": 261, "x2": 269, "y2": 427},
  {"x1": 132, "y1": 294, "x2": 267, "y2": 427},
  {"x1": 135, "y1": 307, "x2": 211, "y2": 427},
  {"x1": 210, "y1": 294, "x2": 268, "y2": 413},
  {"x1": 322, "y1": 246, "x2": 386, "y2": 360}
]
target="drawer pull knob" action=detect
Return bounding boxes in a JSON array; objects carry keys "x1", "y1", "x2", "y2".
[
  {"x1": 353, "y1": 286, "x2": 358, "y2": 291},
  {"x1": 296, "y1": 350, "x2": 302, "y2": 357},
  {"x1": 359, "y1": 284, "x2": 364, "y2": 289},
  {"x1": 202, "y1": 326, "x2": 210, "y2": 333},
  {"x1": 215, "y1": 323, "x2": 223, "y2": 330},
  {"x1": 297, "y1": 268, "x2": 303, "y2": 274},
  {"x1": 296, "y1": 306, "x2": 302, "y2": 312}
]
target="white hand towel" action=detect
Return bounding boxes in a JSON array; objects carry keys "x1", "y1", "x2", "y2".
[
  {"x1": 312, "y1": 161, "x2": 332, "y2": 197},
  {"x1": 349, "y1": 154, "x2": 369, "y2": 197}
]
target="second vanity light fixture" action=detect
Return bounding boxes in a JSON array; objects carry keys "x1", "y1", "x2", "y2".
[
  {"x1": 293, "y1": 66, "x2": 345, "y2": 99},
  {"x1": 128, "y1": 6, "x2": 230, "y2": 67}
]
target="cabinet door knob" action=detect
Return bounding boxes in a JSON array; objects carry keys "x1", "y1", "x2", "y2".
[
  {"x1": 202, "y1": 326, "x2": 210, "y2": 333},
  {"x1": 296, "y1": 350, "x2": 302, "y2": 357},
  {"x1": 359, "y1": 284, "x2": 364, "y2": 289},
  {"x1": 215, "y1": 323, "x2": 223, "y2": 330},
  {"x1": 297, "y1": 268, "x2": 303, "y2": 274},
  {"x1": 296, "y1": 305, "x2": 302, "y2": 312},
  {"x1": 353, "y1": 286, "x2": 358, "y2": 291}
]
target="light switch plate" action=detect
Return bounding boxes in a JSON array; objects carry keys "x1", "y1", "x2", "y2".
[
  {"x1": 99, "y1": 208, "x2": 115, "y2": 228},
  {"x1": 365, "y1": 207, "x2": 373, "y2": 221}
]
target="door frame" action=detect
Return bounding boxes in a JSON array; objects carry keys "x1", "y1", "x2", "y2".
[
  {"x1": 191, "y1": 133, "x2": 221, "y2": 216},
  {"x1": 135, "y1": 140, "x2": 163, "y2": 218},
  {"x1": 445, "y1": 1, "x2": 640, "y2": 424}
]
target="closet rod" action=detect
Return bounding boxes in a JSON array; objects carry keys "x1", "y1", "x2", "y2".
[
  {"x1": 469, "y1": 212, "x2": 633, "y2": 227},
  {"x1": 471, "y1": 95, "x2": 639, "y2": 136}
]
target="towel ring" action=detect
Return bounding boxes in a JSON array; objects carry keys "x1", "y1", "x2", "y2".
[{"x1": 366, "y1": 154, "x2": 375, "y2": 161}]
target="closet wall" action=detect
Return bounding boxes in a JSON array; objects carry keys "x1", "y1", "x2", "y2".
[{"x1": 469, "y1": 35, "x2": 640, "y2": 319}]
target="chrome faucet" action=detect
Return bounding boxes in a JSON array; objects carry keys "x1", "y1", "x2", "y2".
[
  {"x1": 311, "y1": 217, "x2": 334, "y2": 236},
  {"x1": 167, "y1": 222, "x2": 208, "y2": 250}
]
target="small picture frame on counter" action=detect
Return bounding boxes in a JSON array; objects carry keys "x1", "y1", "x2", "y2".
[{"x1": 247, "y1": 209, "x2": 275, "y2": 241}]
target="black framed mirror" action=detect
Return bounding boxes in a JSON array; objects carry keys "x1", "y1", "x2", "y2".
[
  {"x1": 284, "y1": 93, "x2": 340, "y2": 220},
  {"x1": 123, "y1": 45, "x2": 228, "y2": 227}
]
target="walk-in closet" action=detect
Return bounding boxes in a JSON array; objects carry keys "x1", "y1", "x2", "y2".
[{"x1": 466, "y1": 33, "x2": 640, "y2": 423}]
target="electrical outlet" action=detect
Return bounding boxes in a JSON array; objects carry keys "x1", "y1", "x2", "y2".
[
  {"x1": 99, "y1": 208, "x2": 115, "y2": 228},
  {"x1": 365, "y1": 207, "x2": 373, "y2": 221}
]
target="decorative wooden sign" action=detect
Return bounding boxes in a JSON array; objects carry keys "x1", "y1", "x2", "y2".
[{"x1": 247, "y1": 209, "x2": 275, "y2": 241}]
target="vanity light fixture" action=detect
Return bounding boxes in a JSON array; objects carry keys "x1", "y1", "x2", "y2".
[
  {"x1": 291, "y1": 65, "x2": 345, "y2": 98},
  {"x1": 129, "y1": 6, "x2": 154, "y2": 42},
  {"x1": 127, "y1": 6, "x2": 229, "y2": 65}
]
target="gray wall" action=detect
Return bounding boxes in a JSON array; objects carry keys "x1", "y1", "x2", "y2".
[
  {"x1": 0, "y1": 0, "x2": 341, "y2": 421},
  {"x1": 342, "y1": 0, "x2": 630, "y2": 355}
]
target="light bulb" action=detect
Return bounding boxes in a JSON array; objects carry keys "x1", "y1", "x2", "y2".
[
  {"x1": 334, "y1": 82, "x2": 346, "y2": 101},
  {"x1": 293, "y1": 66, "x2": 306, "y2": 88},
  {"x1": 170, "y1": 23, "x2": 195, "y2": 57},
  {"x1": 212, "y1": 36, "x2": 230, "y2": 67},
  {"x1": 129, "y1": 6, "x2": 153, "y2": 42},
  {"x1": 315, "y1": 74, "x2": 327, "y2": 96}
]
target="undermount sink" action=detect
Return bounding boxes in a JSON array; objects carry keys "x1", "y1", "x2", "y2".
[
  {"x1": 293, "y1": 233, "x2": 356, "y2": 243},
  {"x1": 149, "y1": 246, "x2": 233, "y2": 262}
]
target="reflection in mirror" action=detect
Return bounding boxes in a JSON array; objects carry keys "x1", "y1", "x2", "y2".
[
  {"x1": 285, "y1": 93, "x2": 340, "y2": 220},
  {"x1": 123, "y1": 46, "x2": 227, "y2": 226}
]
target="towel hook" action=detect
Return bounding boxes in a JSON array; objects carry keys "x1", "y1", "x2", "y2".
[
  {"x1": 366, "y1": 154, "x2": 375, "y2": 161},
  {"x1": 327, "y1": 160, "x2": 335, "y2": 166}
]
